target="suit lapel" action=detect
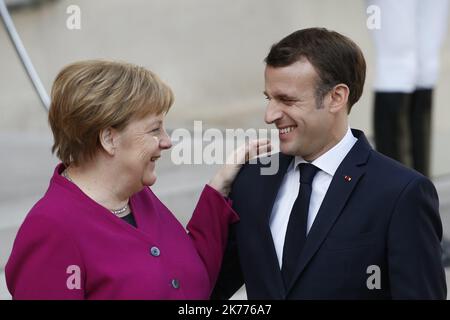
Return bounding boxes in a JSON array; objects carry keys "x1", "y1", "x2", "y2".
[
  {"x1": 253, "y1": 153, "x2": 293, "y2": 297},
  {"x1": 286, "y1": 130, "x2": 372, "y2": 293},
  {"x1": 259, "y1": 153, "x2": 294, "y2": 220}
]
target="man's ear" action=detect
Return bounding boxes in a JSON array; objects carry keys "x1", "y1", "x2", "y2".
[
  {"x1": 329, "y1": 84, "x2": 349, "y2": 114},
  {"x1": 99, "y1": 127, "x2": 119, "y2": 156}
]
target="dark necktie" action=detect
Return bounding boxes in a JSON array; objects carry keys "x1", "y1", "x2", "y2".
[{"x1": 281, "y1": 162, "x2": 319, "y2": 286}]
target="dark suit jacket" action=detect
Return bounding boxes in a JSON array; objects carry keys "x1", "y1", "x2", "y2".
[{"x1": 212, "y1": 129, "x2": 446, "y2": 299}]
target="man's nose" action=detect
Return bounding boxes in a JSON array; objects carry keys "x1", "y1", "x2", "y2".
[{"x1": 264, "y1": 100, "x2": 283, "y2": 124}]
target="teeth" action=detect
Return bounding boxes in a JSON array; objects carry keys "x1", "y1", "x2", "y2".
[{"x1": 279, "y1": 126, "x2": 296, "y2": 134}]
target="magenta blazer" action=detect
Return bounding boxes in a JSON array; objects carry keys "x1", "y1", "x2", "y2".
[{"x1": 5, "y1": 164, "x2": 239, "y2": 299}]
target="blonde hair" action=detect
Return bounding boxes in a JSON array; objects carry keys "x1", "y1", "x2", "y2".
[{"x1": 48, "y1": 60, "x2": 173, "y2": 166}]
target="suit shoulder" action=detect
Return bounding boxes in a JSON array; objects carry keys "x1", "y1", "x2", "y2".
[
  {"x1": 235, "y1": 152, "x2": 290, "y2": 180},
  {"x1": 24, "y1": 184, "x2": 93, "y2": 233},
  {"x1": 368, "y1": 149, "x2": 430, "y2": 186}
]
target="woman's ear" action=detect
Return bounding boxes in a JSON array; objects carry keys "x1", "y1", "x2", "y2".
[
  {"x1": 329, "y1": 84, "x2": 350, "y2": 114},
  {"x1": 99, "y1": 128, "x2": 118, "y2": 156}
]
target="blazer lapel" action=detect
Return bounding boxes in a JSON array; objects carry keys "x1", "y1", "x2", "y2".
[
  {"x1": 259, "y1": 153, "x2": 294, "y2": 220},
  {"x1": 286, "y1": 130, "x2": 372, "y2": 293},
  {"x1": 252, "y1": 152, "x2": 293, "y2": 296}
]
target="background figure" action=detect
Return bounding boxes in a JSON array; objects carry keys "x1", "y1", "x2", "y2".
[
  {"x1": 368, "y1": 0, "x2": 450, "y2": 267},
  {"x1": 368, "y1": 0, "x2": 449, "y2": 177}
]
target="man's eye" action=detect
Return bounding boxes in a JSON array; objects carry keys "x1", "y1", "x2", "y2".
[{"x1": 150, "y1": 128, "x2": 161, "y2": 133}]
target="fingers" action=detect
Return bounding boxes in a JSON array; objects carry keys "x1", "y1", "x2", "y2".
[
  {"x1": 247, "y1": 139, "x2": 272, "y2": 162},
  {"x1": 226, "y1": 139, "x2": 272, "y2": 165}
]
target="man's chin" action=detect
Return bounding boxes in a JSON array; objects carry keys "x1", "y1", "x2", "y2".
[{"x1": 279, "y1": 143, "x2": 298, "y2": 156}]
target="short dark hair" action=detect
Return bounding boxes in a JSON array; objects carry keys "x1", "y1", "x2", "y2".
[{"x1": 265, "y1": 28, "x2": 366, "y2": 113}]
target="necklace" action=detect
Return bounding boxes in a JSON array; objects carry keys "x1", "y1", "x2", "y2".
[
  {"x1": 62, "y1": 169, "x2": 130, "y2": 218},
  {"x1": 110, "y1": 205, "x2": 130, "y2": 217}
]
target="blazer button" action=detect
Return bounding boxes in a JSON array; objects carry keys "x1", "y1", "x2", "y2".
[
  {"x1": 171, "y1": 279, "x2": 180, "y2": 289},
  {"x1": 150, "y1": 246, "x2": 160, "y2": 257}
]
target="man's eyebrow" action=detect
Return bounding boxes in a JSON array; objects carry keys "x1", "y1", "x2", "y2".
[
  {"x1": 278, "y1": 94, "x2": 298, "y2": 100},
  {"x1": 274, "y1": 93, "x2": 298, "y2": 100},
  {"x1": 263, "y1": 91, "x2": 298, "y2": 100}
]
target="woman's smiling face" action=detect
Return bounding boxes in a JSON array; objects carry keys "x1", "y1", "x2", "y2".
[{"x1": 113, "y1": 113, "x2": 172, "y2": 191}]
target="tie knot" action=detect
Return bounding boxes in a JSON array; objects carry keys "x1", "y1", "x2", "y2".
[{"x1": 298, "y1": 163, "x2": 319, "y2": 184}]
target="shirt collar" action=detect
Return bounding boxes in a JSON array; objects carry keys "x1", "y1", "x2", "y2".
[{"x1": 293, "y1": 127, "x2": 357, "y2": 177}]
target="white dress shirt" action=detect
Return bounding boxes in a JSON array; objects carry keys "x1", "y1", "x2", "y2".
[{"x1": 269, "y1": 127, "x2": 358, "y2": 268}]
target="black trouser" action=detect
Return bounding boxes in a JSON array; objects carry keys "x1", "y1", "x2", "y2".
[{"x1": 373, "y1": 89, "x2": 432, "y2": 177}]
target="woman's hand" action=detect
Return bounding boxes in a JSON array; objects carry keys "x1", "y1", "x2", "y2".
[{"x1": 209, "y1": 139, "x2": 271, "y2": 197}]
